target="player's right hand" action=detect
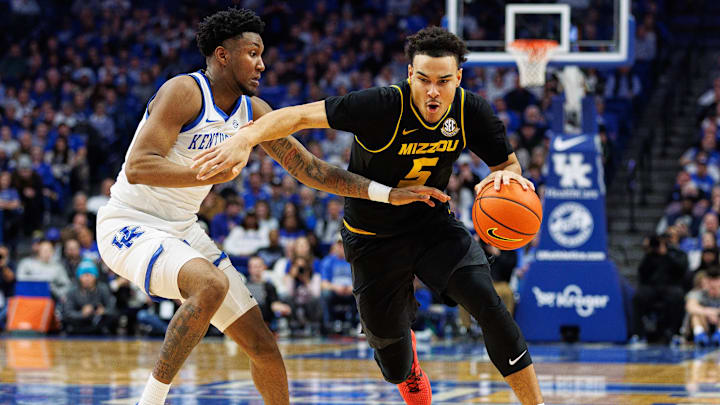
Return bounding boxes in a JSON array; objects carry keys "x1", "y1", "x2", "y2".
[
  {"x1": 389, "y1": 185, "x2": 450, "y2": 207},
  {"x1": 192, "y1": 120, "x2": 255, "y2": 180}
]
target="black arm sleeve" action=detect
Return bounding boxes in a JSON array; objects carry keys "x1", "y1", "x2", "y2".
[
  {"x1": 324, "y1": 86, "x2": 402, "y2": 150},
  {"x1": 464, "y1": 91, "x2": 514, "y2": 167}
]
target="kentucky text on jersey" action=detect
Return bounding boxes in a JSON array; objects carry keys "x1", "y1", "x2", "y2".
[
  {"x1": 188, "y1": 132, "x2": 231, "y2": 150},
  {"x1": 398, "y1": 139, "x2": 460, "y2": 155}
]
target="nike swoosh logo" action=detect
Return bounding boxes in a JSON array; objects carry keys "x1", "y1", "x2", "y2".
[
  {"x1": 402, "y1": 128, "x2": 419, "y2": 135},
  {"x1": 553, "y1": 136, "x2": 587, "y2": 151},
  {"x1": 508, "y1": 350, "x2": 527, "y2": 366},
  {"x1": 206, "y1": 118, "x2": 220, "y2": 123},
  {"x1": 487, "y1": 228, "x2": 523, "y2": 242}
]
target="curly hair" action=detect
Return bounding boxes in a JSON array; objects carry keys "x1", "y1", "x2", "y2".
[
  {"x1": 405, "y1": 26, "x2": 468, "y2": 67},
  {"x1": 196, "y1": 8, "x2": 265, "y2": 57}
]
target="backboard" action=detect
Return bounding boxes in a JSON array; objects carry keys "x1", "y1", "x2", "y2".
[{"x1": 446, "y1": 0, "x2": 634, "y2": 68}]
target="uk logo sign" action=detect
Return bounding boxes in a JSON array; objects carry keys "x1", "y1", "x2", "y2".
[{"x1": 553, "y1": 153, "x2": 592, "y2": 188}]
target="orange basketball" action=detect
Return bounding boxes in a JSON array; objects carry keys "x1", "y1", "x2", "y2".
[{"x1": 472, "y1": 180, "x2": 543, "y2": 250}]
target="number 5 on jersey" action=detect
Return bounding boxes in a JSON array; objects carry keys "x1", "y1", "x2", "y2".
[{"x1": 398, "y1": 157, "x2": 439, "y2": 187}]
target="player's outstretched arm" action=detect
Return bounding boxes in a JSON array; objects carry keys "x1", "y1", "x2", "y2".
[
  {"x1": 192, "y1": 100, "x2": 329, "y2": 180},
  {"x1": 124, "y1": 76, "x2": 244, "y2": 187},
  {"x1": 261, "y1": 136, "x2": 450, "y2": 207}
]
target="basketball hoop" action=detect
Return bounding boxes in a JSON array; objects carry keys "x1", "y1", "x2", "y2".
[{"x1": 508, "y1": 39, "x2": 559, "y2": 88}]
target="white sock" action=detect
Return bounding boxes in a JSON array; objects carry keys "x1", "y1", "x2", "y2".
[
  {"x1": 138, "y1": 374, "x2": 171, "y2": 405},
  {"x1": 694, "y1": 325, "x2": 706, "y2": 336}
]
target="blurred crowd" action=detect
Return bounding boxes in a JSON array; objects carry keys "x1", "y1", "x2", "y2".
[
  {"x1": 0, "y1": 0, "x2": 666, "y2": 339},
  {"x1": 639, "y1": 52, "x2": 720, "y2": 346}
]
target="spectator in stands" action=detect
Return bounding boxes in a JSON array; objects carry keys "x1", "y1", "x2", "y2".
[
  {"x1": 267, "y1": 177, "x2": 286, "y2": 218},
  {"x1": 504, "y1": 76, "x2": 538, "y2": 114},
  {"x1": 320, "y1": 129, "x2": 352, "y2": 161},
  {"x1": 0, "y1": 126, "x2": 19, "y2": 158},
  {"x1": 256, "y1": 228, "x2": 284, "y2": 270},
  {"x1": 685, "y1": 267, "x2": 720, "y2": 346},
  {"x1": 224, "y1": 209, "x2": 269, "y2": 258},
  {"x1": 320, "y1": 236, "x2": 356, "y2": 334},
  {"x1": 61, "y1": 238, "x2": 83, "y2": 280},
  {"x1": 255, "y1": 199, "x2": 278, "y2": 234},
  {"x1": 680, "y1": 128, "x2": 720, "y2": 170},
  {"x1": 62, "y1": 259, "x2": 118, "y2": 335},
  {"x1": 698, "y1": 77, "x2": 720, "y2": 108},
  {"x1": 12, "y1": 154, "x2": 44, "y2": 236},
  {"x1": 75, "y1": 226, "x2": 100, "y2": 263},
  {"x1": 297, "y1": 186, "x2": 320, "y2": 231},
  {"x1": 604, "y1": 66, "x2": 642, "y2": 101},
  {"x1": 632, "y1": 235, "x2": 687, "y2": 343},
  {"x1": 0, "y1": 170, "x2": 22, "y2": 244},
  {"x1": 0, "y1": 245, "x2": 15, "y2": 329},
  {"x1": 210, "y1": 196, "x2": 242, "y2": 244},
  {"x1": 66, "y1": 192, "x2": 96, "y2": 234},
  {"x1": 699, "y1": 212, "x2": 720, "y2": 242},
  {"x1": 16, "y1": 239, "x2": 71, "y2": 303},
  {"x1": 690, "y1": 154, "x2": 715, "y2": 196},
  {"x1": 315, "y1": 198, "x2": 344, "y2": 247},
  {"x1": 242, "y1": 171, "x2": 270, "y2": 210},
  {"x1": 246, "y1": 256, "x2": 290, "y2": 332},
  {"x1": 278, "y1": 202, "x2": 307, "y2": 248},
  {"x1": 284, "y1": 255, "x2": 323, "y2": 336},
  {"x1": 86, "y1": 178, "x2": 113, "y2": 214}
]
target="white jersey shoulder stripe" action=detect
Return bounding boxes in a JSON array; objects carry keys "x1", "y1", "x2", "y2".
[{"x1": 179, "y1": 73, "x2": 207, "y2": 133}]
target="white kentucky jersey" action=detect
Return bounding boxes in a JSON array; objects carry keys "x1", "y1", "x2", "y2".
[{"x1": 108, "y1": 70, "x2": 252, "y2": 232}]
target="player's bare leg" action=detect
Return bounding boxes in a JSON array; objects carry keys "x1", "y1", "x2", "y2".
[
  {"x1": 505, "y1": 364, "x2": 544, "y2": 405},
  {"x1": 139, "y1": 258, "x2": 229, "y2": 405},
  {"x1": 223, "y1": 306, "x2": 290, "y2": 404}
]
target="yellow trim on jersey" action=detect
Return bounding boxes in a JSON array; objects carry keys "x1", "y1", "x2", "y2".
[
  {"x1": 460, "y1": 88, "x2": 467, "y2": 149},
  {"x1": 343, "y1": 219, "x2": 377, "y2": 236},
  {"x1": 407, "y1": 79, "x2": 453, "y2": 131},
  {"x1": 354, "y1": 85, "x2": 403, "y2": 153}
]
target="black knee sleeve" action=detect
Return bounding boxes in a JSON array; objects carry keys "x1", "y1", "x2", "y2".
[
  {"x1": 371, "y1": 330, "x2": 413, "y2": 384},
  {"x1": 446, "y1": 266, "x2": 532, "y2": 377}
]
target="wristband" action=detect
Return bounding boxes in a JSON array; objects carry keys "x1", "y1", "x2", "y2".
[{"x1": 368, "y1": 181, "x2": 391, "y2": 203}]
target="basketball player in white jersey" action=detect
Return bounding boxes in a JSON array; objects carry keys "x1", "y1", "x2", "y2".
[{"x1": 96, "y1": 8, "x2": 449, "y2": 405}]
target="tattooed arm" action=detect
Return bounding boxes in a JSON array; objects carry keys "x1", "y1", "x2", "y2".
[
  {"x1": 246, "y1": 98, "x2": 449, "y2": 206},
  {"x1": 261, "y1": 137, "x2": 368, "y2": 197},
  {"x1": 261, "y1": 134, "x2": 450, "y2": 206}
]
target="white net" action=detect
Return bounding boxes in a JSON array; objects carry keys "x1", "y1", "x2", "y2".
[{"x1": 508, "y1": 39, "x2": 559, "y2": 88}]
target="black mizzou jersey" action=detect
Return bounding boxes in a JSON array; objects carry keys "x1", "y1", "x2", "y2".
[{"x1": 325, "y1": 79, "x2": 512, "y2": 236}]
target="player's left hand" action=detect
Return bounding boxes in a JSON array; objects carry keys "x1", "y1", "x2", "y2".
[
  {"x1": 192, "y1": 121, "x2": 255, "y2": 180},
  {"x1": 475, "y1": 170, "x2": 535, "y2": 195},
  {"x1": 389, "y1": 185, "x2": 451, "y2": 207}
]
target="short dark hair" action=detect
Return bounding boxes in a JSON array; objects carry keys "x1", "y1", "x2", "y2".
[
  {"x1": 707, "y1": 266, "x2": 720, "y2": 279},
  {"x1": 196, "y1": 8, "x2": 265, "y2": 57},
  {"x1": 405, "y1": 26, "x2": 468, "y2": 67}
]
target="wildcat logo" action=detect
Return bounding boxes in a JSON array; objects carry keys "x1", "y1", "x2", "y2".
[
  {"x1": 487, "y1": 228, "x2": 523, "y2": 242},
  {"x1": 398, "y1": 139, "x2": 459, "y2": 155},
  {"x1": 112, "y1": 226, "x2": 145, "y2": 250},
  {"x1": 441, "y1": 117, "x2": 459, "y2": 137}
]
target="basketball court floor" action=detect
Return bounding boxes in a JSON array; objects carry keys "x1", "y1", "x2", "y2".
[{"x1": 1, "y1": 336, "x2": 719, "y2": 404}]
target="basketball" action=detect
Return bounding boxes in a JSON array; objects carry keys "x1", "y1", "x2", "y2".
[{"x1": 473, "y1": 180, "x2": 543, "y2": 250}]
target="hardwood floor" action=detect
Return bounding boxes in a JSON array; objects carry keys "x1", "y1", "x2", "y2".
[{"x1": 1, "y1": 337, "x2": 718, "y2": 404}]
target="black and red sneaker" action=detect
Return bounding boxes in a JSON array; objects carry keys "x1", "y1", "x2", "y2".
[{"x1": 397, "y1": 330, "x2": 432, "y2": 405}]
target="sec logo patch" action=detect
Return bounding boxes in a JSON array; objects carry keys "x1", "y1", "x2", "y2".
[{"x1": 441, "y1": 117, "x2": 459, "y2": 137}]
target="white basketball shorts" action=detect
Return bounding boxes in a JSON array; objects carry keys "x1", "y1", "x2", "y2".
[{"x1": 96, "y1": 202, "x2": 257, "y2": 331}]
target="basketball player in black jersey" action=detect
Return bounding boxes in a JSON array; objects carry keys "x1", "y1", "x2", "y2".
[{"x1": 194, "y1": 27, "x2": 545, "y2": 405}]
